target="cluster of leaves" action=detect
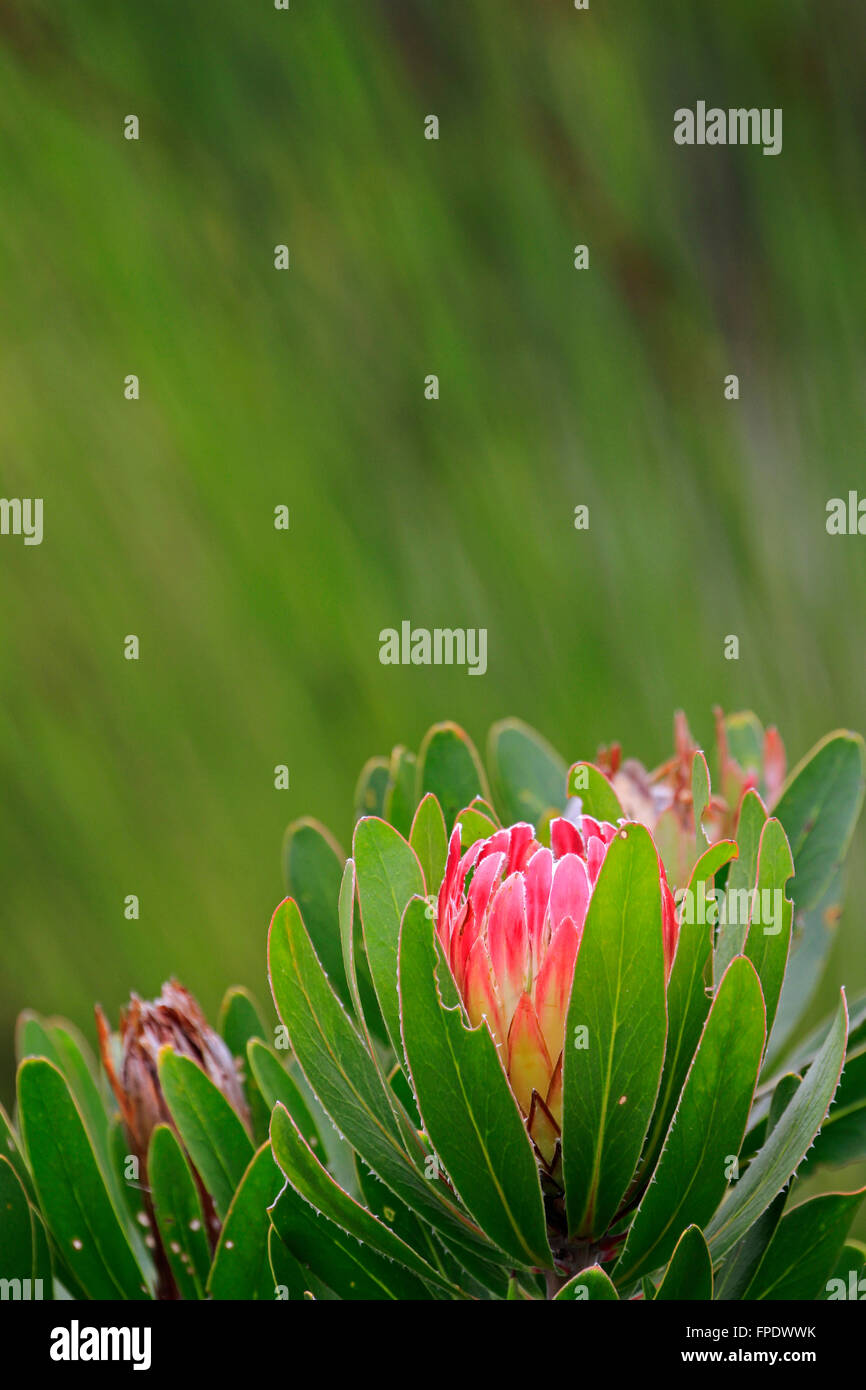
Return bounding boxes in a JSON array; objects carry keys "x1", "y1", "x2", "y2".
[{"x1": 3, "y1": 716, "x2": 866, "y2": 1300}]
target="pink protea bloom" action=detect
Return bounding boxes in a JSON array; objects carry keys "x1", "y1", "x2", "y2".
[{"x1": 436, "y1": 817, "x2": 677, "y2": 1169}]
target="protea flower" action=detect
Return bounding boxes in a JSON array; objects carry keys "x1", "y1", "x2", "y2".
[
  {"x1": 435, "y1": 816, "x2": 677, "y2": 1171},
  {"x1": 96, "y1": 981, "x2": 249, "y2": 1177},
  {"x1": 596, "y1": 708, "x2": 786, "y2": 884},
  {"x1": 96, "y1": 980, "x2": 250, "y2": 1294}
]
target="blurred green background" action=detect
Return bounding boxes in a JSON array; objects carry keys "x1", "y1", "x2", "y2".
[{"x1": 1, "y1": 0, "x2": 864, "y2": 1206}]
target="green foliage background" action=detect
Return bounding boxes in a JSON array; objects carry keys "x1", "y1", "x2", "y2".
[{"x1": 0, "y1": 0, "x2": 864, "y2": 1212}]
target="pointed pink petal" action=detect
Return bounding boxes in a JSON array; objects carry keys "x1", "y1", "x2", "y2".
[
  {"x1": 586, "y1": 835, "x2": 607, "y2": 886},
  {"x1": 534, "y1": 918, "x2": 579, "y2": 1063},
  {"x1": 581, "y1": 815, "x2": 602, "y2": 842},
  {"x1": 507, "y1": 993, "x2": 552, "y2": 1116},
  {"x1": 505, "y1": 823, "x2": 540, "y2": 874},
  {"x1": 436, "y1": 826, "x2": 463, "y2": 945},
  {"x1": 524, "y1": 847, "x2": 553, "y2": 967},
  {"x1": 487, "y1": 873, "x2": 529, "y2": 1029},
  {"x1": 463, "y1": 938, "x2": 505, "y2": 1053},
  {"x1": 551, "y1": 817, "x2": 583, "y2": 859},
  {"x1": 449, "y1": 903, "x2": 479, "y2": 994},
  {"x1": 467, "y1": 850, "x2": 506, "y2": 927},
  {"x1": 549, "y1": 853, "x2": 589, "y2": 934}
]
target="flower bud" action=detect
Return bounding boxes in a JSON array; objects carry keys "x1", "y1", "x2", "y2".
[
  {"x1": 436, "y1": 818, "x2": 676, "y2": 1171},
  {"x1": 96, "y1": 979, "x2": 249, "y2": 1175}
]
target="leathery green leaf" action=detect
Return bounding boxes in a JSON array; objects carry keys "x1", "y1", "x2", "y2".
[
  {"x1": 409, "y1": 793, "x2": 448, "y2": 896},
  {"x1": 563, "y1": 825, "x2": 667, "y2": 1240},
  {"x1": 566, "y1": 762, "x2": 624, "y2": 821},
  {"x1": 554, "y1": 1265, "x2": 619, "y2": 1300},
  {"x1": 282, "y1": 818, "x2": 351, "y2": 1009},
  {"x1": 773, "y1": 730, "x2": 865, "y2": 913},
  {"x1": 822, "y1": 1241, "x2": 866, "y2": 1300},
  {"x1": 354, "y1": 757, "x2": 390, "y2": 820},
  {"x1": 270, "y1": 1103, "x2": 465, "y2": 1296},
  {"x1": 0, "y1": 1156, "x2": 35, "y2": 1287},
  {"x1": 743, "y1": 1189, "x2": 865, "y2": 1300},
  {"x1": 416, "y1": 722, "x2": 489, "y2": 831},
  {"x1": 269, "y1": 1178, "x2": 433, "y2": 1300},
  {"x1": 655, "y1": 1225, "x2": 713, "y2": 1300},
  {"x1": 267, "y1": 896, "x2": 503, "y2": 1263},
  {"x1": 398, "y1": 896, "x2": 551, "y2": 1268},
  {"x1": 247, "y1": 1038, "x2": 324, "y2": 1158},
  {"x1": 208, "y1": 1142, "x2": 286, "y2": 1300},
  {"x1": 705, "y1": 992, "x2": 849, "y2": 1259},
  {"x1": 487, "y1": 718, "x2": 566, "y2": 824},
  {"x1": 714, "y1": 790, "x2": 766, "y2": 983},
  {"x1": 354, "y1": 815, "x2": 425, "y2": 1060},
  {"x1": 157, "y1": 1048, "x2": 253, "y2": 1220},
  {"x1": 17, "y1": 1058, "x2": 148, "y2": 1299},
  {"x1": 641, "y1": 838, "x2": 737, "y2": 1181},
  {"x1": 148, "y1": 1124, "x2": 211, "y2": 1300},
  {"x1": 743, "y1": 818, "x2": 793, "y2": 1045},
  {"x1": 615, "y1": 956, "x2": 765, "y2": 1285}
]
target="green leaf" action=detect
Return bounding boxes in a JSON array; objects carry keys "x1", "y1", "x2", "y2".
[
  {"x1": 803, "y1": 1035, "x2": 866, "y2": 1170},
  {"x1": 773, "y1": 731, "x2": 865, "y2": 913},
  {"x1": 642, "y1": 839, "x2": 738, "y2": 1180},
  {"x1": 713, "y1": 1190, "x2": 787, "y2": 1301},
  {"x1": 743, "y1": 818, "x2": 793, "y2": 1045},
  {"x1": 354, "y1": 815, "x2": 425, "y2": 1060},
  {"x1": 769, "y1": 865, "x2": 844, "y2": 1065},
  {"x1": 219, "y1": 986, "x2": 267, "y2": 1053},
  {"x1": 247, "y1": 1038, "x2": 324, "y2": 1158},
  {"x1": 219, "y1": 987, "x2": 270, "y2": 1144},
  {"x1": 822, "y1": 1241, "x2": 866, "y2": 1299},
  {"x1": 416, "y1": 722, "x2": 489, "y2": 831},
  {"x1": 148, "y1": 1124, "x2": 211, "y2": 1300},
  {"x1": 724, "y1": 711, "x2": 765, "y2": 776},
  {"x1": 655, "y1": 1225, "x2": 713, "y2": 1300},
  {"x1": 398, "y1": 897, "x2": 551, "y2": 1267},
  {"x1": 17, "y1": 1058, "x2": 148, "y2": 1299},
  {"x1": 705, "y1": 992, "x2": 849, "y2": 1259},
  {"x1": 208, "y1": 1142, "x2": 286, "y2": 1300},
  {"x1": 354, "y1": 757, "x2": 391, "y2": 820},
  {"x1": 18, "y1": 1016, "x2": 115, "y2": 1190},
  {"x1": 267, "y1": 896, "x2": 499, "y2": 1261},
  {"x1": 692, "y1": 750, "x2": 711, "y2": 852},
  {"x1": 487, "y1": 718, "x2": 566, "y2": 824},
  {"x1": 743, "y1": 1190, "x2": 865, "y2": 1300},
  {"x1": 384, "y1": 746, "x2": 417, "y2": 837},
  {"x1": 268, "y1": 1223, "x2": 331, "y2": 1300},
  {"x1": 157, "y1": 1048, "x2": 253, "y2": 1220},
  {"x1": 0, "y1": 1101, "x2": 35, "y2": 1204},
  {"x1": 282, "y1": 818, "x2": 351, "y2": 1009},
  {"x1": 454, "y1": 803, "x2": 499, "y2": 847},
  {"x1": 0, "y1": 1155, "x2": 36, "y2": 1287},
  {"x1": 563, "y1": 825, "x2": 667, "y2": 1240},
  {"x1": 409, "y1": 793, "x2": 448, "y2": 895},
  {"x1": 269, "y1": 1178, "x2": 432, "y2": 1300},
  {"x1": 566, "y1": 762, "x2": 624, "y2": 821},
  {"x1": 270, "y1": 1103, "x2": 462, "y2": 1296},
  {"x1": 615, "y1": 957, "x2": 765, "y2": 1285},
  {"x1": 714, "y1": 791, "x2": 767, "y2": 984},
  {"x1": 554, "y1": 1265, "x2": 619, "y2": 1300}
]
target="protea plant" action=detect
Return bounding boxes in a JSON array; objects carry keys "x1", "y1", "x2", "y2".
[
  {"x1": 4, "y1": 713, "x2": 866, "y2": 1302},
  {"x1": 433, "y1": 817, "x2": 677, "y2": 1173}
]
